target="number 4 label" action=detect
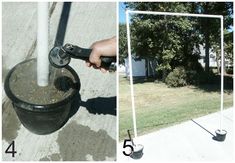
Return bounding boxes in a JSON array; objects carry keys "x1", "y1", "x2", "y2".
[{"x1": 5, "y1": 141, "x2": 17, "y2": 157}]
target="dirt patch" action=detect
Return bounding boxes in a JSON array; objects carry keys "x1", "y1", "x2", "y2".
[
  {"x1": 2, "y1": 99, "x2": 21, "y2": 143},
  {"x1": 39, "y1": 153, "x2": 62, "y2": 161},
  {"x1": 39, "y1": 157, "x2": 50, "y2": 161},
  {"x1": 56, "y1": 121, "x2": 116, "y2": 161},
  {"x1": 8, "y1": 59, "x2": 77, "y2": 105}
]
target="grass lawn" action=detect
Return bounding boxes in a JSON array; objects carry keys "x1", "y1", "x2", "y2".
[{"x1": 119, "y1": 75, "x2": 233, "y2": 141}]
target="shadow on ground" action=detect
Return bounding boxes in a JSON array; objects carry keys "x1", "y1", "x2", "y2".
[
  {"x1": 191, "y1": 119, "x2": 222, "y2": 141},
  {"x1": 193, "y1": 75, "x2": 233, "y2": 93},
  {"x1": 80, "y1": 96, "x2": 116, "y2": 116},
  {"x1": 126, "y1": 74, "x2": 233, "y2": 94},
  {"x1": 123, "y1": 76, "x2": 156, "y2": 84}
]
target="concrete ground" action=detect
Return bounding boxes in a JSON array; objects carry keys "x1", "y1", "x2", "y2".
[
  {"x1": 2, "y1": 2, "x2": 116, "y2": 161},
  {"x1": 118, "y1": 108, "x2": 234, "y2": 162}
]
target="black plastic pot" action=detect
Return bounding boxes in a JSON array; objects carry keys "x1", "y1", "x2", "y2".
[
  {"x1": 4, "y1": 59, "x2": 80, "y2": 135},
  {"x1": 215, "y1": 129, "x2": 227, "y2": 142},
  {"x1": 130, "y1": 144, "x2": 144, "y2": 159}
]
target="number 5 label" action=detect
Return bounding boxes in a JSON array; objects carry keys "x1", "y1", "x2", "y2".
[{"x1": 122, "y1": 139, "x2": 134, "y2": 156}]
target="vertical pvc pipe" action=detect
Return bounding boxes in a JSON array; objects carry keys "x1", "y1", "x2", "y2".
[
  {"x1": 126, "y1": 10, "x2": 137, "y2": 138},
  {"x1": 37, "y1": 2, "x2": 49, "y2": 86},
  {"x1": 220, "y1": 16, "x2": 224, "y2": 131}
]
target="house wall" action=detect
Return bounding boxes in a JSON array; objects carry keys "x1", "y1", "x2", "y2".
[
  {"x1": 198, "y1": 44, "x2": 218, "y2": 68},
  {"x1": 124, "y1": 58, "x2": 146, "y2": 77}
]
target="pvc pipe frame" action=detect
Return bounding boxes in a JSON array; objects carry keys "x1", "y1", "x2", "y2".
[
  {"x1": 125, "y1": 10, "x2": 224, "y2": 138},
  {"x1": 37, "y1": 2, "x2": 49, "y2": 86}
]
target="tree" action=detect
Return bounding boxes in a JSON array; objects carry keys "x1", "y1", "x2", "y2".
[
  {"x1": 195, "y1": 2, "x2": 233, "y2": 74},
  {"x1": 224, "y1": 31, "x2": 233, "y2": 67},
  {"x1": 211, "y1": 30, "x2": 233, "y2": 74},
  {"x1": 123, "y1": 2, "x2": 233, "y2": 80},
  {"x1": 119, "y1": 24, "x2": 128, "y2": 64},
  {"x1": 125, "y1": 2, "x2": 202, "y2": 80}
]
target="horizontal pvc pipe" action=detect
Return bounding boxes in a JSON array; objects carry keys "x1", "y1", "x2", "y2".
[
  {"x1": 37, "y1": 2, "x2": 49, "y2": 86},
  {"x1": 126, "y1": 10, "x2": 224, "y2": 138},
  {"x1": 128, "y1": 10, "x2": 223, "y2": 19}
]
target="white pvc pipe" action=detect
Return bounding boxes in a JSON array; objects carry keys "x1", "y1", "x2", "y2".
[
  {"x1": 126, "y1": 10, "x2": 138, "y2": 138},
  {"x1": 37, "y1": 2, "x2": 49, "y2": 86},
  {"x1": 128, "y1": 10, "x2": 223, "y2": 19},
  {"x1": 220, "y1": 17, "x2": 224, "y2": 131},
  {"x1": 126, "y1": 10, "x2": 225, "y2": 137}
]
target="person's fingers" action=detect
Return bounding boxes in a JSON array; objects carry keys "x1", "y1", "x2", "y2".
[
  {"x1": 89, "y1": 42, "x2": 96, "y2": 49},
  {"x1": 86, "y1": 37, "x2": 116, "y2": 72},
  {"x1": 85, "y1": 61, "x2": 91, "y2": 67},
  {"x1": 92, "y1": 65, "x2": 99, "y2": 69},
  {"x1": 90, "y1": 37, "x2": 116, "y2": 57},
  {"x1": 89, "y1": 50, "x2": 102, "y2": 67},
  {"x1": 100, "y1": 67, "x2": 107, "y2": 73}
]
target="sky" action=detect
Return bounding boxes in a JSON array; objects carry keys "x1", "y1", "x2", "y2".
[{"x1": 119, "y1": 2, "x2": 126, "y2": 24}]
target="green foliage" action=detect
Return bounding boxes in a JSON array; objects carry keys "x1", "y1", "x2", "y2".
[
  {"x1": 119, "y1": 23, "x2": 137, "y2": 64},
  {"x1": 165, "y1": 67, "x2": 187, "y2": 87},
  {"x1": 119, "y1": 24, "x2": 127, "y2": 64},
  {"x1": 186, "y1": 70, "x2": 216, "y2": 85},
  {"x1": 210, "y1": 31, "x2": 233, "y2": 73},
  {"x1": 197, "y1": 2, "x2": 233, "y2": 73},
  {"x1": 185, "y1": 70, "x2": 198, "y2": 85},
  {"x1": 122, "y1": 2, "x2": 233, "y2": 81},
  {"x1": 224, "y1": 31, "x2": 233, "y2": 65},
  {"x1": 166, "y1": 67, "x2": 218, "y2": 87},
  {"x1": 125, "y1": 2, "x2": 203, "y2": 79}
]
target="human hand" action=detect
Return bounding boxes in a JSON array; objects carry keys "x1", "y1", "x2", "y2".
[{"x1": 86, "y1": 36, "x2": 116, "y2": 73}]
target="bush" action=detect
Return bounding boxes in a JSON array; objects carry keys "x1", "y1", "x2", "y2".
[
  {"x1": 226, "y1": 67, "x2": 233, "y2": 74},
  {"x1": 165, "y1": 67, "x2": 187, "y2": 87},
  {"x1": 186, "y1": 69, "x2": 217, "y2": 85},
  {"x1": 198, "y1": 71, "x2": 217, "y2": 84},
  {"x1": 186, "y1": 70, "x2": 198, "y2": 85}
]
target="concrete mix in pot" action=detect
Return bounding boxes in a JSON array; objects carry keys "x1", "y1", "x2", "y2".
[{"x1": 9, "y1": 59, "x2": 76, "y2": 105}]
